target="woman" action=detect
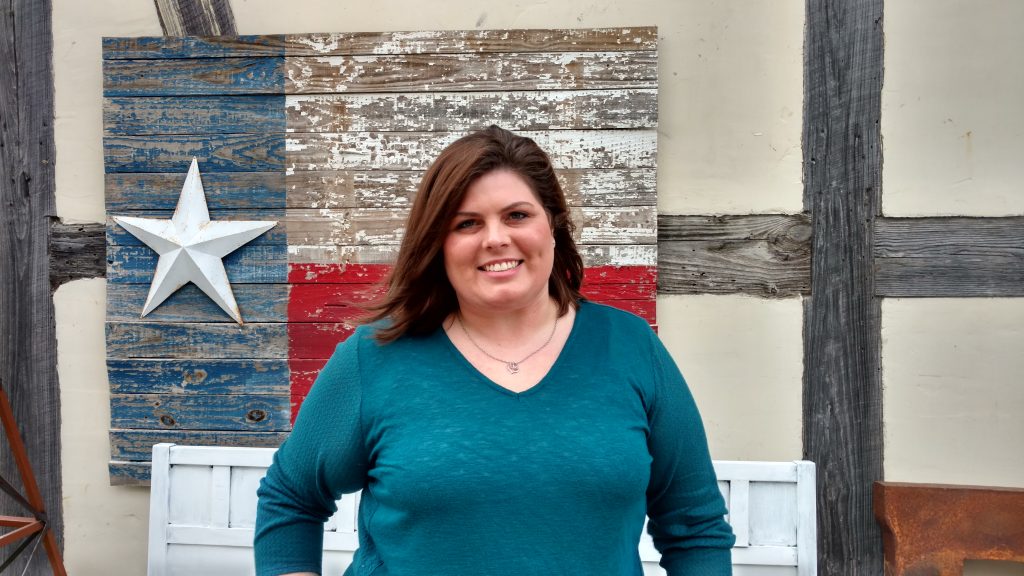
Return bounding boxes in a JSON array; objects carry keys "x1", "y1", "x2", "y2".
[{"x1": 255, "y1": 126, "x2": 734, "y2": 575}]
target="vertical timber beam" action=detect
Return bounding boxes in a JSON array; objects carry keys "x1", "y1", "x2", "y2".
[
  {"x1": 154, "y1": 0, "x2": 237, "y2": 36},
  {"x1": 803, "y1": 0, "x2": 885, "y2": 574},
  {"x1": 0, "y1": 0, "x2": 64, "y2": 573}
]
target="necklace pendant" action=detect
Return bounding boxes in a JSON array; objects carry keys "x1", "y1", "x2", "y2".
[{"x1": 506, "y1": 361, "x2": 520, "y2": 374}]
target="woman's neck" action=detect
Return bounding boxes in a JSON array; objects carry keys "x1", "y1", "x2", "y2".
[{"x1": 453, "y1": 296, "x2": 559, "y2": 342}]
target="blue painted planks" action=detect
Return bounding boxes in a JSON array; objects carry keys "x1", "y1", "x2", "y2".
[
  {"x1": 109, "y1": 429, "x2": 288, "y2": 462},
  {"x1": 104, "y1": 133, "x2": 285, "y2": 173},
  {"x1": 105, "y1": 322, "x2": 288, "y2": 358},
  {"x1": 110, "y1": 393, "x2": 291, "y2": 431},
  {"x1": 103, "y1": 57, "x2": 285, "y2": 96},
  {"x1": 109, "y1": 461, "x2": 151, "y2": 485},
  {"x1": 107, "y1": 358, "x2": 289, "y2": 394},
  {"x1": 105, "y1": 210, "x2": 286, "y2": 247},
  {"x1": 104, "y1": 95, "x2": 286, "y2": 135},
  {"x1": 102, "y1": 35, "x2": 286, "y2": 60},
  {"x1": 106, "y1": 244, "x2": 286, "y2": 284},
  {"x1": 105, "y1": 171, "x2": 286, "y2": 212},
  {"x1": 106, "y1": 283, "x2": 288, "y2": 323}
]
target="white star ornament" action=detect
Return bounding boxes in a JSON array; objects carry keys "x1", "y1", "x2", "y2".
[{"x1": 113, "y1": 158, "x2": 277, "y2": 324}]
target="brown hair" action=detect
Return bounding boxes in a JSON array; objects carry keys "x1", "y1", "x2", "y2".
[{"x1": 362, "y1": 125, "x2": 584, "y2": 342}]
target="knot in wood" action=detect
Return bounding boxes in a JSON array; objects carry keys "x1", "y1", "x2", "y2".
[{"x1": 246, "y1": 409, "x2": 267, "y2": 423}]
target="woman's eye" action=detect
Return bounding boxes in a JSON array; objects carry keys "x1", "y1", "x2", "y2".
[
  {"x1": 507, "y1": 211, "x2": 528, "y2": 221},
  {"x1": 454, "y1": 219, "x2": 476, "y2": 230}
]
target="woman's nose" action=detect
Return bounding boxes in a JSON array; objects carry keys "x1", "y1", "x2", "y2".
[{"x1": 482, "y1": 222, "x2": 510, "y2": 248}]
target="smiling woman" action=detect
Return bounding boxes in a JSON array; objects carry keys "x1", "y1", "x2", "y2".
[{"x1": 254, "y1": 126, "x2": 735, "y2": 576}]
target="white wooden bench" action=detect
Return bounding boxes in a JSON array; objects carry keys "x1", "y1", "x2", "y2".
[{"x1": 148, "y1": 444, "x2": 817, "y2": 576}]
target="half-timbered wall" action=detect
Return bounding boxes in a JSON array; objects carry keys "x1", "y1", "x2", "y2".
[{"x1": 47, "y1": 0, "x2": 1024, "y2": 575}]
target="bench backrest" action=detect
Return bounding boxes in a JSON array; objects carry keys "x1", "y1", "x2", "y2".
[{"x1": 148, "y1": 444, "x2": 816, "y2": 575}]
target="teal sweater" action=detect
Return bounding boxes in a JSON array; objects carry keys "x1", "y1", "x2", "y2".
[{"x1": 255, "y1": 301, "x2": 734, "y2": 575}]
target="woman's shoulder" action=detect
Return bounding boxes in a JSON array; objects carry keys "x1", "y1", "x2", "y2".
[{"x1": 578, "y1": 299, "x2": 656, "y2": 336}]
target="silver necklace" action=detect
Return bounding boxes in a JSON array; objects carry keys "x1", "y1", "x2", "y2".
[{"x1": 457, "y1": 313, "x2": 559, "y2": 375}]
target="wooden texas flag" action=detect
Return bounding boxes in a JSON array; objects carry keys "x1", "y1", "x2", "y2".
[{"x1": 102, "y1": 29, "x2": 658, "y2": 483}]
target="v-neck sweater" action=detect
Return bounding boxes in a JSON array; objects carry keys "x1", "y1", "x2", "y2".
[{"x1": 255, "y1": 301, "x2": 734, "y2": 576}]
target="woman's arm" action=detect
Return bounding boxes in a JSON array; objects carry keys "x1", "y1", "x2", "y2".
[
  {"x1": 644, "y1": 329, "x2": 735, "y2": 575},
  {"x1": 254, "y1": 334, "x2": 370, "y2": 576}
]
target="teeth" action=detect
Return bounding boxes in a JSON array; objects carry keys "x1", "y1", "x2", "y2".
[{"x1": 483, "y1": 260, "x2": 519, "y2": 272}]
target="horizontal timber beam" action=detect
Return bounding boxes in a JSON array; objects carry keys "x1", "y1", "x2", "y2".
[
  {"x1": 49, "y1": 220, "x2": 106, "y2": 290},
  {"x1": 657, "y1": 214, "x2": 811, "y2": 297},
  {"x1": 875, "y1": 216, "x2": 1024, "y2": 297}
]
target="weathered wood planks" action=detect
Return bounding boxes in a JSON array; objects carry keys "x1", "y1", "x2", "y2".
[
  {"x1": 1, "y1": 0, "x2": 66, "y2": 570},
  {"x1": 108, "y1": 358, "x2": 290, "y2": 394},
  {"x1": 286, "y1": 130, "x2": 656, "y2": 171},
  {"x1": 105, "y1": 95, "x2": 286, "y2": 135},
  {"x1": 154, "y1": 0, "x2": 237, "y2": 37},
  {"x1": 657, "y1": 214, "x2": 812, "y2": 297},
  {"x1": 103, "y1": 28, "x2": 659, "y2": 484},
  {"x1": 110, "y1": 393, "x2": 290, "y2": 431},
  {"x1": 803, "y1": 0, "x2": 885, "y2": 574},
  {"x1": 285, "y1": 52, "x2": 657, "y2": 94},
  {"x1": 875, "y1": 217, "x2": 1024, "y2": 297},
  {"x1": 50, "y1": 220, "x2": 106, "y2": 290},
  {"x1": 106, "y1": 283, "x2": 288, "y2": 322},
  {"x1": 101, "y1": 28, "x2": 656, "y2": 60},
  {"x1": 285, "y1": 90, "x2": 657, "y2": 132},
  {"x1": 107, "y1": 168, "x2": 656, "y2": 210},
  {"x1": 106, "y1": 322, "x2": 289, "y2": 358}
]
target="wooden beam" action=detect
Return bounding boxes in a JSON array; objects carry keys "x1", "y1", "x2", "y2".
[
  {"x1": 875, "y1": 217, "x2": 1024, "y2": 297},
  {"x1": 0, "y1": 0, "x2": 65, "y2": 573},
  {"x1": 153, "y1": 0, "x2": 236, "y2": 36},
  {"x1": 50, "y1": 221, "x2": 105, "y2": 290},
  {"x1": 657, "y1": 214, "x2": 811, "y2": 297},
  {"x1": 803, "y1": 0, "x2": 885, "y2": 574}
]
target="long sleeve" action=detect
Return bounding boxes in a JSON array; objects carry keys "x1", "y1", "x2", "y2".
[
  {"x1": 254, "y1": 330, "x2": 370, "y2": 576},
  {"x1": 644, "y1": 329, "x2": 735, "y2": 575}
]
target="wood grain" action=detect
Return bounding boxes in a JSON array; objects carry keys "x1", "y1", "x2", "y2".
[
  {"x1": 109, "y1": 429, "x2": 289, "y2": 462},
  {"x1": 154, "y1": 0, "x2": 237, "y2": 36},
  {"x1": 102, "y1": 28, "x2": 656, "y2": 59},
  {"x1": 803, "y1": 0, "x2": 885, "y2": 574},
  {"x1": 105, "y1": 322, "x2": 289, "y2": 358},
  {"x1": 285, "y1": 90, "x2": 657, "y2": 132},
  {"x1": 285, "y1": 52, "x2": 656, "y2": 94},
  {"x1": 876, "y1": 257, "x2": 1024, "y2": 297},
  {"x1": 875, "y1": 217, "x2": 1024, "y2": 257},
  {"x1": 0, "y1": 0, "x2": 65, "y2": 565},
  {"x1": 103, "y1": 35, "x2": 285, "y2": 60},
  {"x1": 105, "y1": 171, "x2": 286, "y2": 212},
  {"x1": 658, "y1": 215, "x2": 811, "y2": 297},
  {"x1": 50, "y1": 220, "x2": 106, "y2": 289},
  {"x1": 105, "y1": 168, "x2": 654, "y2": 211},
  {"x1": 284, "y1": 28, "x2": 658, "y2": 56},
  {"x1": 875, "y1": 217, "x2": 1024, "y2": 297},
  {"x1": 285, "y1": 168, "x2": 658, "y2": 209},
  {"x1": 104, "y1": 95, "x2": 285, "y2": 135},
  {"x1": 287, "y1": 130, "x2": 656, "y2": 171},
  {"x1": 103, "y1": 57, "x2": 284, "y2": 96},
  {"x1": 106, "y1": 282, "x2": 288, "y2": 322},
  {"x1": 107, "y1": 358, "x2": 289, "y2": 394},
  {"x1": 104, "y1": 133, "x2": 285, "y2": 173},
  {"x1": 110, "y1": 393, "x2": 290, "y2": 431}
]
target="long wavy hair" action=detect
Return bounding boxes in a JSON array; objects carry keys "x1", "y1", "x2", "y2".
[{"x1": 361, "y1": 125, "x2": 584, "y2": 342}]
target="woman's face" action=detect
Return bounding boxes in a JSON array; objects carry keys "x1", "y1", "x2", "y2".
[{"x1": 443, "y1": 170, "x2": 555, "y2": 315}]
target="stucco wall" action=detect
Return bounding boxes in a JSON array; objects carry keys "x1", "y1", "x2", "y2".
[
  {"x1": 880, "y1": 3, "x2": 1024, "y2": 574},
  {"x1": 50, "y1": 0, "x2": 1021, "y2": 574}
]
